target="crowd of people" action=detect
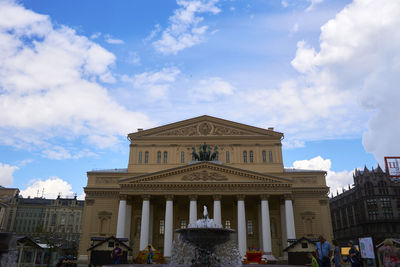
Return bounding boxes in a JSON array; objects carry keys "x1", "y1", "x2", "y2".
[{"x1": 308, "y1": 236, "x2": 400, "y2": 267}]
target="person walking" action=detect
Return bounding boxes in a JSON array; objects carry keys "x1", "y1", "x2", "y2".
[
  {"x1": 378, "y1": 239, "x2": 400, "y2": 267},
  {"x1": 332, "y1": 240, "x2": 343, "y2": 267},
  {"x1": 110, "y1": 243, "x2": 123, "y2": 264},
  {"x1": 315, "y1": 235, "x2": 333, "y2": 267},
  {"x1": 348, "y1": 240, "x2": 362, "y2": 267}
]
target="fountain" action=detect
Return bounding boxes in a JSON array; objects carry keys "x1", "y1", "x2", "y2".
[{"x1": 171, "y1": 206, "x2": 241, "y2": 267}]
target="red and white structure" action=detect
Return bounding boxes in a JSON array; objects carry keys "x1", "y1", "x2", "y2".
[{"x1": 384, "y1": 156, "x2": 400, "y2": 178}]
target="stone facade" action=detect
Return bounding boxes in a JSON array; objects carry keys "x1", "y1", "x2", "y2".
[
  {"x1": 79, "y1": 115, "x2": 333, "y2": 261},
  {"x1": 330, "y1": 166, "x2": 400, "y2": 245},
  {"x1": 2, "y1": 192, "x2": 84, "y2": 251}
]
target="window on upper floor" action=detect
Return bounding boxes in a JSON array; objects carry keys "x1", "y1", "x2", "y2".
[
  {"x1": 262, "y1": 151, "x2": 266, "y2": 163},
  {"x1": 368, "y1": 211, "x2": 378, "y2": 220},
  {"x1": 157, "y1": 151, "x2": 161, "y2": 163},
  {"x1": 226, "y1": 151, "x2": 230, "y2": 163},
  {"x1": 138, "y1": 151, "x2": 143, "y2": 164},
  {"x1": 145, "y1": 151, "x2": 149, "y2": 164},
  {"x1": 181, "y1": 151, "x2": 185, "y2": 163},
  {"x1": 163, "y1": 151, "x2": 168, "y2": 163},
  {"x1": 364, "y1": 182, "x2": 374, "y2": 196},
  {"x1": 180, "y1": 220, "x2": 187, "y2": 229},
  {"x1": 243, "y1": 151, "x2": 247, "y2": 163},
  {"x1": 269, "y1": 150, "x2": 273, "y2": 163},
  {"x1": 249, "y1": 151, "x2": 254, "y2": 163},
  {"x1": 380, "y1": 198, "x2": 391, "y2": 208}
]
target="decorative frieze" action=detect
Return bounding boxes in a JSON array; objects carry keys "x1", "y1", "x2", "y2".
[{"x1": 181, "y1": 170, "x2": 228, "y2": 181}]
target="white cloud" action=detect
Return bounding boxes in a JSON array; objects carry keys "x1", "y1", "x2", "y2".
[
  {"x1": 122, "y1": 67, "x2": 181, "y2": 100},
  {"x1": 19, "y1": 177, "x2": 76, "y2": 199},
  {"x1": 0, "y1": 1, "x2": 153, "y2": 152},
  {"x1": 190, "y1": 77, "x2": 235, "y2": 101},
  {"x1": 104, "y1": 34, "x2": 124, "y2": 44},
  {"x1": 281, "y1": 1, "x2": 288, "y2": 8},
  {"x1": 290, "y1": 0, "x2": 400, "y2": 164},
  {"x1": 90, "y1": 32, "x2": 101, "y2": 39},
  {"x1": 0, "y1": 162, "x2": 19, "y2": 187},
  {"x1": 289, "y1": 23, "x2": 299, "y2": 36},
  {"x1": 291, "y1": 156, "x2": 354, "y2": 195},
  {"x1": 152, "y1": 0, "x2": 221, "y2": 55},
  {"x1": 128, "y1": 51, "x2": 141, "y2": 65}
]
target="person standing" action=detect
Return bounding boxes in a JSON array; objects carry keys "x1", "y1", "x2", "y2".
[
  {"x1": 348, "y1": 240, "x2": 362, "y2": 267},
  {"x1": 315, "y1": 235, "x2": 333, "y2": 267},
  {"x1": 378, "y1": 239, "x2": 400, "y2": 267},
  {"x1": 332, "y1": 240, "x2": 343, "y2": 267},
  {"x1": 146, "y1": 245, "x2": 153, "y2": 264},
  {"x1": 110, "y1": 243, "x2": 123, "y2": 264}
]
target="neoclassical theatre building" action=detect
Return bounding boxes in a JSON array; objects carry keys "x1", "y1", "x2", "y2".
[{"x1": 78, "y1": 116, "x2": 333, "y2": 261}]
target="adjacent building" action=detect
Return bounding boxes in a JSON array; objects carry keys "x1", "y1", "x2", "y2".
[
  {"x1": 79, "y1": 115, "x2": 334, "y2": 262},
  {"x1": 329, "y1": 166, "x2": 400, "y2": 244},
  {"x1": 1, "y1": 189, "x2": 84, "y2": 253}
]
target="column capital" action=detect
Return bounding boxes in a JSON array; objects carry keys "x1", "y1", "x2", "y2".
[
  {"x1": 189, "y1": 195, "x2": 198, "y2": 201},
  {"x1": 260, "y1": 194, "x2": 270, "y2": 200},
  {"x1": 283, "y1": 194, "x2": 293, "y2": 201},
  {"x1": 165, "y1": 195, "x2": 174, "y2": 201},
  {"x1": 236, "y1": 194, "x2": 246, "y2": 201},
  {"x1": 141, "y1": 194, "x2": 151, "y2": 201},
  {"x1": 213, "y1": 195, "x2": 222, "y2": 201},
  {"x1": 119, "y1": 194, "x2": 128, "y2": 201}
]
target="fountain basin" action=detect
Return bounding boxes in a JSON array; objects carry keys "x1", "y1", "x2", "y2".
[{"x1": 176, "y1": 228, "x2": 235, "y2": 249}]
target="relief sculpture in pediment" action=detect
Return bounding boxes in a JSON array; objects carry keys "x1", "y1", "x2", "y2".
[
  {"x1": 155, "y1": 122, "x2": 256, "y2": 136},
  {"x1": 181, "y1": 170, "x2": 228, "y2": 181}
]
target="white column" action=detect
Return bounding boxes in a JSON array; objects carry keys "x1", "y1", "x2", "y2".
[
  {"x1": 124, "y1": 203, "x2": 132, "y2": 239},
  {"x1": 189, "y1": 195, "x2": 197, "y2": 226},
  {"x1": 285, "y1": 197, "x2": 296, "y2": 241},
  {"x1": 237, "y1": 195, "x2": 247, "y2": 257},
  {"x1": 116, "y1": 198, "x2": 127, "y2": 238},
  {"x1": 213, "y1": 195, "x2": 222, "y2": 226},
  {"x1": 164, "y1": 196, "x2": 174, "y2": 257},
  {"x1": 139, "y1": 196, "x2": 150, "y2": 250},
  {"x1": 261, "y1": 196, "x2": 272, "y2": 253},
  {"x1": 149, "y1": 204, "x2": 154, "y2": 244}
]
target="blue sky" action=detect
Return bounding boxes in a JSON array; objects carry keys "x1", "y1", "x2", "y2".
[{"x1": 1, "y1": 0, "x2": 399, "y2": 199}]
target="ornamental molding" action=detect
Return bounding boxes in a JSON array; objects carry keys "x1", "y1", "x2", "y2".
[
  {"x1": 120, "y1": 161, "x2": 291, "y2": 185},
  {"x1": 181, "y1": 170, "x2": 228, "y2": 181},
  {"x1": 85, "y1": 190, "x2": 120, "y2": 198},
  {"x1": 294, "y1": 177, "x2": 317, "y2": 183},
  {"x1": 119, "y1": 182, "x2": 291, "y2": 193}
]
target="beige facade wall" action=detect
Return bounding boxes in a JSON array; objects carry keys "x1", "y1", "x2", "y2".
[{"x1": 79, "y1": 116, "x2": 333, "y2": 261}]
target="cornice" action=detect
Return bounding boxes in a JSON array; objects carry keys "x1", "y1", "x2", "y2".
[{"x1": 119, "y1": 161, "x2": 291, "y2": 184}]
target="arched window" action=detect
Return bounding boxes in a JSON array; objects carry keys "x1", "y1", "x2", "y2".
[
  {"x1": 163, "y1": 151, "x2": 168, "y2": 163},
  {"x1": 138, "y1": 152, "x2": 142, "y2": 164},
  {"x1": 243, "y1": 151, "x2": 247, "y2": 163},
  {"x1": 249, "y1": 151, "x2": 254, "y2": 163},
  {"x1": 181, "y1": 151, "x2": 185, "y2": 163},
  {"x1": 262, "y1": 151, "x2": 266, "y2": 163},
  {"x1": 157, "y1": 151, "x2": 161, "y2": 163},
  {"x1": 226, "y1": 151, "x2": 230, "y2": 163},
  {"x1": 144, "y1": 151, "x2": 149, "y2": 164},
  {"x1": 268, "y1": 150, "x2": 273, "y2": 163}
]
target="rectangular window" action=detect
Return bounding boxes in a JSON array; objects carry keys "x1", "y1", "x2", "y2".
[
  {"x1": 243, "y1": 151, "x2": 247, "y2": 163},
  {"x1": 226, "y1": 151, "x2": 230, "y2": 163},
  {"x1": 157, "y1": 151, "x2": 161, "y2": 163},
  {"x1": 262, "y1": 151, "x2": 266, "y2": 163},
  {"x1": 180, "y1": 220, "x2": 187, "y2": 229},
  {"x1": 138, "y1": 152, "x2": 142, "y2": 163},
  {"x1": 225, "y1": 220, "x2": 231, "y2": 229},
  {"x1": 269, "y1": 150, "x2": 273, "y2": 163},
  {"x1": 145, "y1": 151, "x2": 149, "y2": 164},
  {"x1": 159, "y1": 219, "x2": 165, "y2": 235},
  {"x1": 249, "y1": 151, "x2": 254, "y2": 163},
  {"x1": 181, "y1": 151, "x2": 185, "y2": 163},
  {"x1": 163, "y1": 152, "x2": 168, "y2": 163},
  {"x1": 247, "y1": 220, "x2": 253, "y2": 235}
]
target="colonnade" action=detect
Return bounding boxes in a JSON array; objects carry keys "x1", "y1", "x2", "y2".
[{"x1": 116, "y1": 195, "x2": 296, "y2": 257}]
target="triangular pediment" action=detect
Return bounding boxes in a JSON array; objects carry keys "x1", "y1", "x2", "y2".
[
  {"x1": 119, "y1": 162, "x2": 291, "y2": 185},
  {"x1": 128, "y1": 115, "x2": 282, "y2": 139}
]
